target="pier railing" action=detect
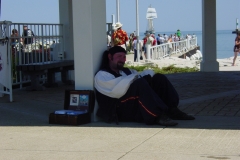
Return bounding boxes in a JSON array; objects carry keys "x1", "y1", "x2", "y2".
[
  {"x1": 147, "y1": 37, "x2": 198, "y2": 60},
  {"x1": 5, "y1": 23, "x2": 64, "y2": 87}
]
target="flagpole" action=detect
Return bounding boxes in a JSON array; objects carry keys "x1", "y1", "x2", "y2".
[
  {"x1": 136, "y1": 0, "x2": 140, "y2": 62},
  {"x1": 0, "y1": 0, "x2": 1, "y2": 19},
  {"x1": 116, "y1": 0, "x2": 120, "y2": 22}
]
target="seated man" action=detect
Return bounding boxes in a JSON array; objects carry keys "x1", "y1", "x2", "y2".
[{"x1": 94, "y1": 46, "x2": 195, "y2": 126}]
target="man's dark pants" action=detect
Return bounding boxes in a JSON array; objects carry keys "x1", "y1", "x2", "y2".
[{"x1": 118, "y1": 74, "x2": 179, "y2": 124}]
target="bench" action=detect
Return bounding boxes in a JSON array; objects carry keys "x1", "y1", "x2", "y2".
[{"x1": 16, "y1": 60, "x2": 74, "y2": 91}]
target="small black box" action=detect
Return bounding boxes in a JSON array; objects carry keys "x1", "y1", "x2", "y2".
[{"x1": 49, "y1": 90, "x2": 95, "y2": 125}]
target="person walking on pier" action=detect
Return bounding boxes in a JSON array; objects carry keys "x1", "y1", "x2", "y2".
[
  {"x1": 156, "y1": 34, "x2": 161, "y2": 45},
  {"x1": 232, "y1": 33, "x2": 240, "y2": 66}
]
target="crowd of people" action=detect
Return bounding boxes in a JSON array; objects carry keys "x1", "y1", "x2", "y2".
[
  {"x1": 107, "y1": 24, "x2": 196, "y2": 62},
  {"x1": 10, "y1": 25, "x2": 35, "y2": 52},
  {"x1": 10, "y1": 25, "x2": 54, "y2": 64},
  {"x1": 11, "y1": 25, "x2": 34, "y2": 44}
]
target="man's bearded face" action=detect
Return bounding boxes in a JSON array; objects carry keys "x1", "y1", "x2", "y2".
[{"x1": 109, "y1": 52, "x2": 126, "y2": 70}]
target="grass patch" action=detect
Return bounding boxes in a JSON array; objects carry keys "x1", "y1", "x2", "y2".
[{"x1": 125, "y1": 64, "x2": 199, "y2": 74}]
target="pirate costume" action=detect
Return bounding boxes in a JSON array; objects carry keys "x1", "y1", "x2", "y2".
[{"x1": 94, "y1": 46, "x2": 194, "y2": 126}]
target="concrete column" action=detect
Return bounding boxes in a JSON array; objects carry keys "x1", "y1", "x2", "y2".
[
  {"x1": 59, "y1": 0, "x2": 74, "y2": 60},
  {"x1": 72, "y1": 0, "x2": 106, "y2": 121},
  {"x1": 200, "y1": 0, "x2": 219, "y2": 71},
  {"x1": 0, "y1": 84, "x2": 4, "y2": 97},
  {"x1": 58, "y1": 0, "x2": 75, "y2": 82}
]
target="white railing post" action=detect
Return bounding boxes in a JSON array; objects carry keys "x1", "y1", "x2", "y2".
[
  {"x1": 195, "y1": 37, "x2": 198, "y2": 46},
  {"x1": 146, "y1": 44, "x2": 151, "y2": 60},
  {"x1": 0, "y1": 21, "x2": 13, "y2": 101}
]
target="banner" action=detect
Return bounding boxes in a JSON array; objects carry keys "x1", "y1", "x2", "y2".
[{"x1": 0, "y1": 44, "x2": 10, "y2": 88}]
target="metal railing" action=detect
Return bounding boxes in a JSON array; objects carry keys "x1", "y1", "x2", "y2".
[
  {"x1": 7, "y1": 23, "x2": 64, "y2": 86},
  {"x1": 148, "y1": 37, "x2": 198, "y2": 60},
  {"x1": 2, "y1": 22, "x2": 111, "y2": 88}
]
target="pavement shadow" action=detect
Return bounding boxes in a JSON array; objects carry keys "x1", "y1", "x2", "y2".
[
  {"x1": 1, "y1": 72, "x2": 240, "y2": 130},
  {"x1": 0, "y1": 109, "x2": 239, "y2": 130}
]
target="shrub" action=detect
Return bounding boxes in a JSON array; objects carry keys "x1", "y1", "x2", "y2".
[{"x1": 125, "y1": 64, "x2": 199, "y2": 74}]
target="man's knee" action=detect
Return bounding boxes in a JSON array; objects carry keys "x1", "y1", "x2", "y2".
[
  {"x1": 133, "y1": 77, "x2": 150, "y2": 86},
  {"x1": 153, "y1": 73, "x2": 168, "y2": 81},
  {"x1": 152, "y1": 73, "x2": 172, "y2": 87}
]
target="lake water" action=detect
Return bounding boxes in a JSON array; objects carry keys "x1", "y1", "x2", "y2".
[{"x1": 138, "y1": 30, "x2": 236, "y2": 59}]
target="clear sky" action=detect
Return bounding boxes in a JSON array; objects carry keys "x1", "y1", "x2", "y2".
[{"x1": 1, "y1": 0, "x2": 240, "y2": 33}]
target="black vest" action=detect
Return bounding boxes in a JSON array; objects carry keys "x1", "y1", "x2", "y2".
[{"x1": 95, "y1": 67, "x2": 132, "y2": 123}]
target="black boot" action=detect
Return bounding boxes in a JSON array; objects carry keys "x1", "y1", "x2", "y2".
[
  {"x1": 168, "y1": 108, "x2": 195, "y2": 120},
  {"x1": 156, "y1": 114, "x2": 178, "y2": 126}
]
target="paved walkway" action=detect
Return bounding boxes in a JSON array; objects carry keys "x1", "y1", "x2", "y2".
[{"x1": 0, "y1": 70, "x2": 240, "y2": 159}]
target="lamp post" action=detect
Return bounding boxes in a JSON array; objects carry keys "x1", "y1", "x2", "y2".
[
  {"x1": 116, "y1": 0, "x2": 120, "y2": 22},
  {"x1": 136, "y1": 0, "x2": 140, "y2": 62},
  {"x1": 232, "y1": 18, "x2": 239, "y2": 35}
]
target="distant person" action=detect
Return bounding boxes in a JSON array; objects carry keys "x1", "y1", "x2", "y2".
[
  {"x1": 177, "y1": 29, "x2": 181, "y2": 38},
  {"x1": 133, "y1": 31, "x2": 136, "y2": 36},
  {"x1": 22, "y1": 25, "x2": 34, "y2": 46},
  {"x1": 159, "y1": 35, "x2": 165, "y2": 44},
  {"x1": 167, "y1": 36, "x2": 173, "y2": 52},
  {"x1": 232, "y1": 33, "x2": 240, "y2": 66},
  {"x1": 173, "y1": 33, "x2": 177, "y2": 42},
  {"x1": 151, "y1": 34, "x2": 156, "y2": 46},
  {"x1": 163, "y1": 34, "x2": 168, "y2": 42},
  {"x1": 11, "y1": 29, "x2": 20, "y2": 46},
  {"x1": 156, "y1": 34, "x2": 161, "y2": 45},
  {"x1": 167, "y1": 36, "x2": 173, "y2": 43},
  {"x1": 11, "y1": 29, "x2": 23, "y2": 55},
  {"x1": 50, "y1": 41, "x2": 57, "y2": 60},
  {"x1": 145, "y1": 33, "x2": 154, "y2": 58},
  {"x1": 106, "y1": 32, "x2": 111, "y2": 48},
  {"x1": 132, "y1": 36, "x2": 137, "y2": 61},
  {"x1": 128, "y1": 33, "x2": 134, "y2": 51},
  {"x1": 192, "y1": 33, "x2": 196, "y2": 38},
  {"x1": 112, "y1": 22, "x2": 129, "y2": 50},
  {"x1": 142, "y1": 35, "x2": 147, "y2": 59}
]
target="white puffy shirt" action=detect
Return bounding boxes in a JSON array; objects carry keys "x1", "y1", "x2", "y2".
[{"x1": 94, "y1": 69, "x2": 155, "y2": 98}]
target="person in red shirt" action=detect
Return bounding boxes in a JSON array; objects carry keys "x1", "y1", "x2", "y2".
[
  {"x1": 151, "y1": 34, "x2": 156, "y2": 46},
  {"x1": 112, "y1": 22, "x2": 129, "y2": 50}
]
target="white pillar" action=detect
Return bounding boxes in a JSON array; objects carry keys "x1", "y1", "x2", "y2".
[
  {"x1": 200, "y1": 0, "x2": 219, "y2": 71},
  {"x1": 72, "y1": 0, "x2": 106, "y2": 121},
  {"x1": 0, "y1": 84, "x2": 4, "y2": 97},
  {"x1": 146, "y1": 44, "x2": 151, "y2": 60},
  {"x1": 136, "y1": 0, "x2": 140, "y2": 62},
  {"x1": 59, "y1": 0, "x2": 74, "y2": 60}
]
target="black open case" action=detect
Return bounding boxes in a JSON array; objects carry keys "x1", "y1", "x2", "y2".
[{"x1": 49, "y1": 90, "x2": 95, "y2": 125}]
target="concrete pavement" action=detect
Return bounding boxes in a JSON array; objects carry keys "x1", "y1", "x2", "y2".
[{"x1": 0, "y1": 70, "x2": 240, "y2": 159}]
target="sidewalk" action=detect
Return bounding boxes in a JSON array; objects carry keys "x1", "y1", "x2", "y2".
[{"x1": 0, "y1": 71, "x2": 240, "y2": 159}]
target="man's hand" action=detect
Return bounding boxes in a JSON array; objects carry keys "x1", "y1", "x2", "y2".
[
  {"x1": 132, "y1": 74, "x2": 139, "y2": 82},
  {"x1": 139, "y1": 69, "x2": 155, "y2": 77}
]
